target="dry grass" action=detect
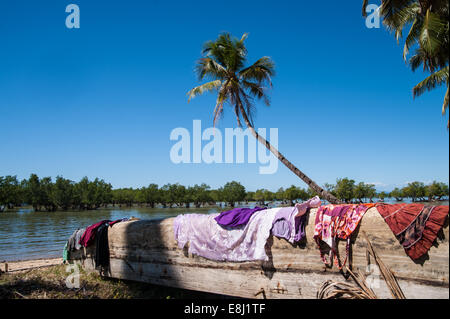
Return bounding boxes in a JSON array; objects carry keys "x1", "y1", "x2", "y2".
[{"x1": 0, "y1": 264, "x2": 227, "y2": 299}]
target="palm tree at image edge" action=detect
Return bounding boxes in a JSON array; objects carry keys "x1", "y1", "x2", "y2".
[{"x1": 187, "y1": 33, "x2": 340, "y2": 204}]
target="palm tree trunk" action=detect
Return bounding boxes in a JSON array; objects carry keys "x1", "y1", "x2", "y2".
[{"x1": 237, "y1": 102, "x2": 341, "y2": 204}]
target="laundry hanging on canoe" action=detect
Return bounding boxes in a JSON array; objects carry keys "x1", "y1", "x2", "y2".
[
  {"x1": 313, "y1": 203, "x2": 375, "y2": 269},
  {"x1": 214, "y1": 206, "x2": 266, "y2": 228},
  {"x1": 375, "y1": 203, "x2": 449, "y2": 260},
  {"x1": 174, "y1": 207, "x2": 284, "y2": 262},
  {"x1": 173, "y1": 196, "x2": 322, "y2": 262},
  {"x1": 63, "y1": 217, "x2": 131, "y2": 267},
  {"x1": 79, "y1": 218, "x2": 129, "y2": 248},
  {"x1": 68, "y1": 228, "x2": 86, "y2": 251},
  {"x1": 271, "y1": 196, "x2": 321, "y2": 243}
]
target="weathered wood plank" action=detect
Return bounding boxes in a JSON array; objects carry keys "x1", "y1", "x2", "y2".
[{"x1": 69, "y1": 207, "x2": 449, "y2": 299}]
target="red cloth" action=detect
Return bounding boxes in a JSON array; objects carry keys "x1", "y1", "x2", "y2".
[
  {"x1": 376, "y1": 203, "x2": 449, "y2": 260},
  {"x1": 79, "y1": 220, "x2": 110, "y2": 247}
]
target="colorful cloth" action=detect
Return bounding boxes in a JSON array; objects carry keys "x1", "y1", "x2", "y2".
[
  {"x1": 314, "y1": 204, "x2": 373, "y2": 269},
  {"x1": 214, "y1": 206, "x2": 266, "y2": 228},
  {"x1": 174, "y1": 208, "x2": 282, "y2": 262},
  {"x1": 376, "y1": 203, "x2": 449, "y2": 260},
  {"x1": 79, "y1": 218, "x2": 128, "y2": 247},
  {"x1": 271, "y1": 196, "x2": 321, "y2": 243},
  {"x1": 79, "y1": 220, "x2": 111, "y2": 247}
]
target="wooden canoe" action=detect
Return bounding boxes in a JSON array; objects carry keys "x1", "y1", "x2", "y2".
[{"x1": 68, "y1": 207, "x2": 449, "y2": 299}]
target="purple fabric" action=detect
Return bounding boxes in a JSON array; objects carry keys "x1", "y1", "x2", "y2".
[
  {"x1": 272, "y1": 196, "x2": 322, "y2": 243},
  {"x1": 214, "y1": 206, "x2": 266, "y2": 228},
  {"x1": 293, "y1": 214, "x2": 308, "y2": 242},
  {"x1": 271, "y1": 207, "x2": 296, "y2": 240}
]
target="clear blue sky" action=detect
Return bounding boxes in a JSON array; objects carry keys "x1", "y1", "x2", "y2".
[{"x1": 0, "y1": 0, "x2": 448, "y2": 192}]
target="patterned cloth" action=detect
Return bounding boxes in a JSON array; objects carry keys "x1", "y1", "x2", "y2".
[
  {"x1": 314, "y1": 204, "x2": 374, "y2": 269},
  {"x1": 376, "y1": 203, "x2": 449, "y2": 260},
  {"x1": 174, "y1": 208, "x2": 281, "y2": 262}
]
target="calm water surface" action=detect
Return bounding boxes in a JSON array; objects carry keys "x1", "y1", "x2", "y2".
[{"x1": 0, "y1": 207, "x2": 219, "y2": 262}]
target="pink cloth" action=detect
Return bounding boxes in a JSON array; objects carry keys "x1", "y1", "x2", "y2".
[
  {"x1": 174, "y1": 208, "x2": 282, "y2": 262},
  {"x1": 295, "y1": 196, "x2": 321, "y2": 217},
  {"x1": 313, "y1": 204, "x2": 371, "y2": 269}
]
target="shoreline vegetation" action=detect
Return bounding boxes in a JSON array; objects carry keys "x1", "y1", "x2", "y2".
[{"x1": 0, "y1": 174, "x2": 448, "y2": 213}]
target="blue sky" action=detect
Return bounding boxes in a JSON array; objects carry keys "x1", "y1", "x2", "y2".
[{"x1": 0, "y1": 0, "x2": 448, "y2": 192}]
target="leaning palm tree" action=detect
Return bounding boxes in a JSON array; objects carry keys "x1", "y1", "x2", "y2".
[
  {"x1": 362, "y1": 0, "x2": 449, "y2": 127},
  {"x1": 187, "y1": 33, "x2": 339, "y2": 204}
]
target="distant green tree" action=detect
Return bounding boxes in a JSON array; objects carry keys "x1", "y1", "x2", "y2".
[
  {"x1": 0, "y1": 175, "x2": 21, "y2": 211},
  {"x1": 209, "y1": 189, "x2": 222, "y2": 204},
  {"x1": 366, "y1": 184, "x2": 377, "y2": 202},
  {"x1": 245, "y1": 191, "x2": 255, "y2": 203},
  {"x1": 427, "y1": 181, "x2": 449, "y2": 201},
  {"x1": 221, "y1": 181, "x2": 246, "y2": 207},
  {"x1": 335, "y1": 178, "x2": 356, "y2": 203},
  {"x1": 23, "y1": 174, "x2": 44, "y2": 211},
  {"x1": 275, "y1": 187, "x2": 285, "y2": 201},
  {"x1": 51, "y1": 176, "x2": 74, "y2": 210},
  {"x1": 355, "y1": 183, "x2": 377, "y2": 203},
  {"x1": 390, "y1": 187, "x2": 404, "y2": 201},
  {"x1": 263, "y1": 190, "x2": 275, "y2": 202},
  {"x1": 158, "y1": 185, "x2": 169, "y2": 208},
  {"x1": 403, "y1": 182, "x2": 427, "y2": 202},
  {"x1": 378, "y1": 191, "x2": 388, "y2": 200},
  {"x1": 190, "y1": 184, "x2": 212, "y2": 208},
  {"x1": 141, "y1": 183, "x2": 160, "y2": 208},
  {"x1": 112, "y1": 188, "x2": 135, "y2": 207},
  {"x1": 284, "y1": 185, "x2": 303, "y2": 204},
  {"x1": 254, "y1": 189, "x2": 266, "y2": 205}
]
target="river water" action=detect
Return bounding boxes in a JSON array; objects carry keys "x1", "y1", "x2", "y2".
[
  {"x1": 1, "y1": 199, "x2": 448, "y2": 262},
  {"x1": 0, "y1": 206, "x2": 219, "y2": 262}
]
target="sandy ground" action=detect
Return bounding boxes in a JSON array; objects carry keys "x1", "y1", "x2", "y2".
[{"x1": 1, "y1": 258, "x2": 63, "y2": 273}]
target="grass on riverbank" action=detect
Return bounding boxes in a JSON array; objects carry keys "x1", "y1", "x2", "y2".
[{"x1": 0, "y1": 264, "x2": 228, "y2": 299}]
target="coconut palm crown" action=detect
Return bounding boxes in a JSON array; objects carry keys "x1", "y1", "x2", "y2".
[{"x1": 187, "y1": 32, "x2": 340, "y2": 204}]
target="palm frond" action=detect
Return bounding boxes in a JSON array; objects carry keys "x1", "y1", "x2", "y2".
[
  {"x1": 239, "y1": 57, "x2": 275, "y2": 86},
  {"x1": 442, "y1": 86, "x2": 449, "y2": 115},
  {"x1": 412, "y1": 65, "x2": 449, "y2": 98},
  {"x1": 381, "y1": 1, "x2": 419, "y2": 37},
  {"x1": 242, "y1": 80, "x2": 270, "y2": 106},
  {"x1": 402, "y1": 11, "x2": 422, "y2": 58},
  {"x1": 362, "y1": 0, "x2": 369, "y2": 17},
  {"x1": 419, "y1": 9, "x2": 447, "y2": 56},
  {"x1": 195, "y1": 58, "x2": 227, "y2": 81},
  {"x1": 187, "y1": 80, "x2": 222, "y2": 102}
]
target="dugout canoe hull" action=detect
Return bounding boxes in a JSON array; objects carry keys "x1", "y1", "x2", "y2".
[{"x1": 68, "y1": 207, "x2": 449, "y2": 299}]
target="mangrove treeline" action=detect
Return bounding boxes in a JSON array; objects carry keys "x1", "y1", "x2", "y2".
[{"x1": 0, "y1": 174, "x2": 448, "y2": 212}]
